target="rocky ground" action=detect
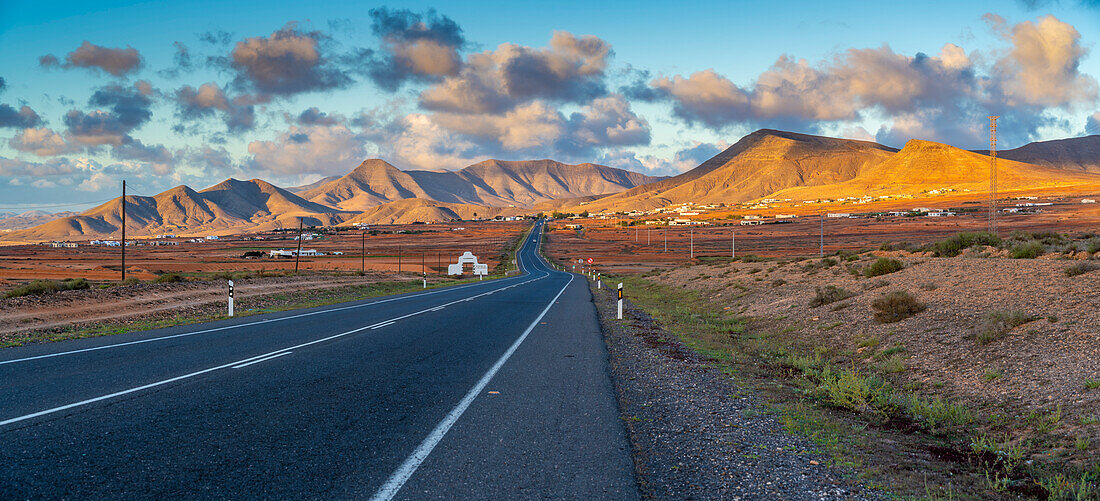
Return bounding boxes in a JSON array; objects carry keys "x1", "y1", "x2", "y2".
[
  {"x1": 652, "y1": 251, "x2": 1100, "y2": 445},
  {"x1": 590, "y1": 279, "x2": 882, "y2": 500}
]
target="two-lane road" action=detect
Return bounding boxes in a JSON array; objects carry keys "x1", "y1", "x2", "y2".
[{"x1": 0, "y1": 221, "x2": 638, "y2": 499}]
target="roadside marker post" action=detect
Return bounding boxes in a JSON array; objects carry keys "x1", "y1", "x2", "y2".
[
  {"x1": 227, "y1": 280, "x2": 234, "y2": 317},
  {"x1": 617, "y1": 283, "x2": 623, "y2": 320},
  {"x1": 597, "y1": 273, "x2": 601, "y2": 289}
]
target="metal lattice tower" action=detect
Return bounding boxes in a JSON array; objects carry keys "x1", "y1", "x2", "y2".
[{"x1": 989, "y1": 116, "x2": 999, "y2": 235}]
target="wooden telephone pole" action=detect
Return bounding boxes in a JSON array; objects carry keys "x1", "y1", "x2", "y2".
[
  {"x1": 989, "y1": 116, "x2": 999, "y2": 234},
  {"x1": 121, "y1": 180, "x2": 126, "y2": 281},
  {"x1": 294, "y1": 218, "x2": 304, "y2": 274}
]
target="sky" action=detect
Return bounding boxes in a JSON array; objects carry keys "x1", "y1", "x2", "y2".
[{"x1": 0, "y1": 0, "x2": 1098, "y2": 210}]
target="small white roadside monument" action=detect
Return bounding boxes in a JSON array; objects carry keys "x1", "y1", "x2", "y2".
[{"x1": 447, "y1": 251, "x2": 488, "y2": 276}]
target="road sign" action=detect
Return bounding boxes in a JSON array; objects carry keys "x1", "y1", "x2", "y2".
[{"x1": 586, "y1": 258, "x2": 593, "y2": 264}]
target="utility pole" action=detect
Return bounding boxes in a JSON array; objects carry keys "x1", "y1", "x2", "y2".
[
  {"x1": 732, "y1": 230, "x2": 735, "y2": 259},
  {"x1": 294, "y1": 218, "x2": 303, "y2": 274},
  {"x1": 664, "y1": 226, "x2": 667, "y2": 252},
  {"x1": 398, "y1": 245, "x2": 402, "y2": 273},
  {"x1": 361, "y1": 230, "x2": 366, "y2": 274},
  {"x1": 647, "y1": 227, "x2": 651, "y2": 245},
  {"x1": 989, "y1": 115, "x2": 999, "y2": 235},
  {"x1": 120, "y1": 180, "x2": 126, "y2": 281},
  {"x1": 820, "y1": 213, "x2": 825, "y2": 257},
  {"x1": 690, "y1": 227, "x2": 694, "y2": 260}
]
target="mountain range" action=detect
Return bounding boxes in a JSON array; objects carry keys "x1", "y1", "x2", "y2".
[
  {"x1": 1, "y1": 160, "x2": 657, "y2": 241},
  {"x1": 4, "y1": 130, "x2": 1098, "y2": 242},
  {"x1": 571, "y1": 130, "x2": 1100, "y2": 213}
]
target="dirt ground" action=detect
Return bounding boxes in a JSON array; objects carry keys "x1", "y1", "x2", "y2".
[
  {"x1": 0, "y1": 221, "x2": 528, "y2": 287},
  {"x1": 0, "y1": 274, "x2": 394, "y2": 338},
  {"x1": 650, "y1": 253, "x2": 1100, "y2": 439}
]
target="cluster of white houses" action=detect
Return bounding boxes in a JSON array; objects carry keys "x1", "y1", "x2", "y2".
[{"x1": 267, "y1": 249, "x2": 344, "y2": 258}]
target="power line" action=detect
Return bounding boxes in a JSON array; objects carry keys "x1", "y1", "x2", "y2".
[{"x1": 0, "y1": 197, "x2": 115, "y2": 210}]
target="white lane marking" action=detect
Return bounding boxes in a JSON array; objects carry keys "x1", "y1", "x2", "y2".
[
  {"x1": 0, "y1": 262, "x2": 553, "y2": 428},
  {"x1": 370, "y1": 321, "x2": 396, "y2": 330},
  {"x1": 232, "y1": 351, "x2": 291, "y2": 369},
  {"x1": 0, "y1": 233, "x2": 541, "y2": 367},
  {"x1": 428, "y1": 306, "x2": 444, "y2": 312},
  {"x1": 369, "y1": 267, "x2": 574, "y2": 501}
]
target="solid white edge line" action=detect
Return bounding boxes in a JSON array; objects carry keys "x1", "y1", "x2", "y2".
[
  {"x1": 0, "y1": 223, "x2": 543, "y2": 368},
  {"x1": 0, "y1": 224, "x2": 551, "y2": 429},
  {"x1": 369, "y1": 260, "x2": 572, "y2": 501},
  {"x1": 231, "y1": 351, "x2": 292, "y2": 369}
]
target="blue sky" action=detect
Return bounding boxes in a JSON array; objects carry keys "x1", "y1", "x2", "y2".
[{"x1": 0, "y1": 0, "x2": 1097, "y2": 209}]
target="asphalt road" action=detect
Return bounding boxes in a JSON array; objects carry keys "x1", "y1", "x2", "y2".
[{"x1": 0, "y1": 221, "x2": 638, "y2": 500}]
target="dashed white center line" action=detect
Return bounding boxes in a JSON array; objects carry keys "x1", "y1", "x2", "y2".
[
  {"x1": 370, "y1": 321, "x2": 397, "y2": 330},
  {"x1": 232, "y1": 351, "x2": 291, "y2": 369}
]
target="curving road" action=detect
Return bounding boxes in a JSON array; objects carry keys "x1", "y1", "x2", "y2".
[{"x1": 0, "y1": 220, "x2": 638, "y2": 500}]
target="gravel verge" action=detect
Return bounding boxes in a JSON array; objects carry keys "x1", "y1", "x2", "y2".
[{"x1": 587, "y1": 277, "x2": 882, "y2": 500}]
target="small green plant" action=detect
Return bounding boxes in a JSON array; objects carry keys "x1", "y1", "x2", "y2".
[
  {"x1": 1075, "y1": 436, "x2": 1090, "y2": 451},
  {"x1": 1085, "y1": 378, "x2": 1100, "y2": 390},
  {"x1": 1037, "y1": 473, "x2": 1095, "y2": 501},
  {"x1": 1010, "y1": 240, "x2": 1044, "y2": 259},
  {"x1": 878, "y1": 354, "x2": 907, "y2": 373},
  {"x1": 864, "y1": 257, "x2": 904, "y2": 277},
  {"x1": 1030, "y1": 405, "x2": 1063, "y2": 433},
  {"x1": 969, "y1": 433, "x2": 1025, "y2": 471},
  {"x1": 932, "y1": 232, "x2": 1002, "y2": 257},
  {"x1": 871, "y1": 291, "x2": 926, "y2": 323},
  {"x1": 908, "y1": 396, "x2": 973, "y2": 429},
  {"x1": 809, "y1": 285, "x2": 856, "y2": 308},
  {"x1": 976, "y1": 310, "x2": 1034, "y2": 344},
  {"x1": 1065, "y1": 262, "x2": 1098, "y2": 277},
  {"x1": 153, "y1": 273, "x2": 185, "y2": 284},
  {"x1": 983, "y1": 369, "x2": 1002, "y2": 382}
]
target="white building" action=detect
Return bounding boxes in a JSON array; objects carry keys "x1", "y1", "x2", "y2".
[{"x1": 268, "y1": 249, "x2": 322, "y2": 258}]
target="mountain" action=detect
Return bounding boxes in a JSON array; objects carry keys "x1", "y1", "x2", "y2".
[
  {"x1": 983, "y1": 135, "x2": 1100, "y2": 174},
  {"x1": 287, "y1": 176, "x2": 341, "y2": 194},
  {"x1": 773, "y1": 139, "x2": 1100, "y2": 201},
  {"x1": 0, "y1": 210, "x2": 79, "y2": 231},
  {"x1": 578, "y1": 129, "x2": 898, "y2": 212},
  {"x1": 340, "y1": 198, "x2": 512, "y2": 225},
  {"x1": 303, "y1": 158, "x2": 662, "y2": 211},
  {"x1": 2, "y1": 179, "x2": 353, "y2": 241}
]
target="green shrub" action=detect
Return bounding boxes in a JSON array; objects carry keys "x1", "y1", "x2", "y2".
[
  {"x1": 1010, "y1": 240, "x2": 1044, "y2": 259},
  {"x1": 976, "y1": 310, "x2": 1034, "y2": 344},
  {"x1": 153, "y1": 273, "x2": 185, "y2": 284},
  {"x1": 1065, "y1": 262, "x2": 1098, "y2": 277},
  {"x1": 816, "y1": 365, "x2": 893, "y2": 414},
  {"x1": 864, "y1": 257, "x2": 904, "y2": 277},
  {"x1": 871, "y1": 291, "x2": 926, "y2": 323},
  {"x1": 932, "y1": 232, "x2": 1002, "y2": 257},
  {"x1": 3, "y1": 278, "x2": 89, "y2": 298},
  {"x1": 809, "y1": 285, "x2": 855, "y2": 308}
]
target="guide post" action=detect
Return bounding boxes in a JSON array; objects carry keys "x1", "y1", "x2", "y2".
[
  {"x1": 617, "y1": 282, "x2": 623, "y2": 320},
  {"x1": 228, "y1": 280, "x2": 235, "y2": 317}
]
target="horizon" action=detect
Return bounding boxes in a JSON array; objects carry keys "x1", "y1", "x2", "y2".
[{"x1": 1, "y1": 0, "x2": 1099, "y2": 211}]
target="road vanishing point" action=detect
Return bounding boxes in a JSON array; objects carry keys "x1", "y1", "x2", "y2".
[{"x1": 0, "y1": 220, "x2": 639, "y2": 499}]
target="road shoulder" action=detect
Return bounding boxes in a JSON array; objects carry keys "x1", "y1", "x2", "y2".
[{"x1": 588, "y1": 277, "x2": 881, "y2": 500}]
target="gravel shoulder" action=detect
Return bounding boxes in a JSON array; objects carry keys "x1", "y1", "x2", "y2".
[{"x1": 588, "y1": 277, "x2": 881, "y2": 500}]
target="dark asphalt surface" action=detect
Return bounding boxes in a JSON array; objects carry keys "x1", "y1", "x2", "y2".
[{"x1": 0, "y1": 221, "x2": 638, "y2": 500}]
